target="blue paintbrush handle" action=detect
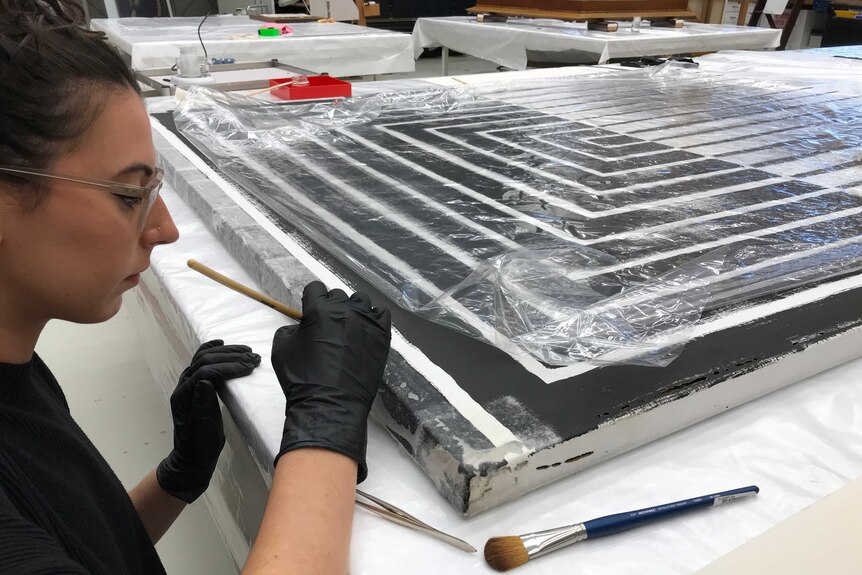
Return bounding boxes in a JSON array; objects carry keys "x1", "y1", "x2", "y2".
[{"x1": 583, "y1": 485, "x2": 759, "y2": 539}]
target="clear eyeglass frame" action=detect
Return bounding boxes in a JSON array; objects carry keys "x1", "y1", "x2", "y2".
[{"x1": 0, "y1": 165, "x2": 163, "y2": 230}]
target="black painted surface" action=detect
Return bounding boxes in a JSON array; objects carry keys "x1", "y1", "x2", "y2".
[{"x1": 154, "y1": 74, "x2": 862, "y2": 453}]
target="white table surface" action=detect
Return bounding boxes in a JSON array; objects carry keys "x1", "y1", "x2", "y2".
[
  {"x1": 413, "y1": 16, "x2": 782, "y2": 69},
  {"x1": 91, "y1": 15, "x2": 415, "y2": 76},
  {"x1": 134, "y1": 54, "x2": 862, "y2": 574}
]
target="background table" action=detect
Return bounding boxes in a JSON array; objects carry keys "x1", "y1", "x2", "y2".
[
  {"x1": 91, "y1": 15, "x2": 415, "y2": 76},
  {"x1": 413, "y1": 16, "x2": 782, "y2": 72}
]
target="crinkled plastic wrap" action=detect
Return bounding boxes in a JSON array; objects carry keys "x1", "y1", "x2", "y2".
[{"x1": 174, "y1": 67, "x2": 862, "y2": 367}]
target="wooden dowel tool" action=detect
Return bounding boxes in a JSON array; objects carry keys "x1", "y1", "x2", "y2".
[{"x1": 187, "y1": 259, "x2": 302, "y2": 320}]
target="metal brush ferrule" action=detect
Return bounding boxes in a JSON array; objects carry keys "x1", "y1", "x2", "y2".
[{"x1": 521, "y1": 523, "x2": 588, "y2": 560}]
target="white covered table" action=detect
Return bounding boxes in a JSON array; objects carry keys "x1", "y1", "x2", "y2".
[
  {"x1": 130, "y1": 53, "x2": 862, "y2": 574},
  {"x1": 412, "y1": 16, "x2": 782, "y2": 72},
  {"x1": 131, "y1": 160, "x2": 862, "y2": 575},
  {"x1": 91, "y1": 15, "x2": 414, "y2": 76}
]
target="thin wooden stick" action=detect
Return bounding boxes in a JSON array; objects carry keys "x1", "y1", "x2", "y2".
[
  {"x1": 245, "y1": 79, "x2": 293, "y2": 98},
  {"x1": 187, "y1": 259, "x2": 302, "y2": 320}
]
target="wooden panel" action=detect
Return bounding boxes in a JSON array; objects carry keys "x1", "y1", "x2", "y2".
[
  {"x1": 386, "y1": 0, "x2": 473, "y2": 18},
  {"x1": 484, "y1": 0, "x2": 688, "y2": 11},
  {"x1": 468, "y1": 4, "x2": 696, "y2": 18}
]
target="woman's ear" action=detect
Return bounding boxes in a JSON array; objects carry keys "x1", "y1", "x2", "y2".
[
  {"x1": 0, "y1": 195, "x2": 7, "y2": 245},
  {"x1": 0, "y1": 188, "x2": 19, "y2": 245}
]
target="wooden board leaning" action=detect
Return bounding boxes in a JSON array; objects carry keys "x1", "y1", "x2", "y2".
[{"x1": 468, "y1": 0, "x2": 695, "y2": 20}]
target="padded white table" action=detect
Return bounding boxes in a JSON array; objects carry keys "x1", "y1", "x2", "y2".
[
  {"x1": 91, "y1": 15, "x2": 415, "y2": 76},
  {"x1": 130, "y1": 51, "x2": 862, "y2": 574},
  {"x1": 413, "y1": 16, "x2": 782, "y2": 72}
]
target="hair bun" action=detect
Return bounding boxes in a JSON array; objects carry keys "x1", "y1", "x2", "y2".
[
  {"x1": 0, "y1": 0, "x2": 138, "y2": 175},
  {"x1": 0, "y1": 0, "x2": 86, "y2": 27}
]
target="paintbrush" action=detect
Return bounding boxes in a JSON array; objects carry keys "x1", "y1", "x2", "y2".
[
  {"x1": 484, "y1": 485, "x2": 759, "y2": 571},
  {"x1": 186, "y1": 259, "x2": 476, "y2": 553}
]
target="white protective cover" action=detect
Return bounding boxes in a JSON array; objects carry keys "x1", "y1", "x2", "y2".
[
  {"x1": 131, "y1": 161, "x2": 862, "y2": 575},
  {"x1": 130, "y1": 52, "x2": 862, "y2": 573},
  {"x1": 91, "y1": 16, "x2": 415, "y2": 75},
  {"x1": 413, "y1": 17, "x2": 781, "y2": 69}
]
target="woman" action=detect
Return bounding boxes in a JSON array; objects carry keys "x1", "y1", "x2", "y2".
[{"x1": 0, "y1": 1, "x2": 391, "y2": 573}]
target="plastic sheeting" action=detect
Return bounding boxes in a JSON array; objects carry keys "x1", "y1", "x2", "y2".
[
  {"x1": 90, "y1": 16, "x2": 415, "y2": 75},
  {"x1": 697, "y1": 48, "x2": 862, "y2": 96},
  {"x1": 173, "y1": 67, "x2": 862, "y2": 367},
  {"x1": 412, "y1": 17, "x2": 782, "y2": 69},
  {"x1": 136, "y1": 176, "x2": 862, "y2": 575}
]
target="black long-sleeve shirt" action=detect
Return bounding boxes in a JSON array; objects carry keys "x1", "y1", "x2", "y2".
[{"x1": 0, "y1": 354, "x2": 166, "y2": 574}]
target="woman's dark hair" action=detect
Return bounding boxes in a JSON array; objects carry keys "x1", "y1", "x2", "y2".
[{"x1": 0, "y1": 0, "x2": 141, "y2": 194}]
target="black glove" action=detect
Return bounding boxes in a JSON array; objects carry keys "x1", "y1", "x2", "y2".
[
  {"x1": 271, "y1": 282, "x2": 392, "y2": 483},
  {"x1": 157, "y1": 340, "x2": 261, "y2": 503}
]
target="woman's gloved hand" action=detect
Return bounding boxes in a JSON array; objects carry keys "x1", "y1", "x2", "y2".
[
  {"x1": 271, "y1": 282, "x2": 392, "y2": 483},
  {"x1": 157, "y1": 340, "x2": 261, "y2": 503}
]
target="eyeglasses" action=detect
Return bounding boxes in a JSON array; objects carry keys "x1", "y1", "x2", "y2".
[{"x1": 0, "y1": 165, "x2": 164, "y2": 231}]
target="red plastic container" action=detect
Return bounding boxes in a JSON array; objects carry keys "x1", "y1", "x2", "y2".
[{"x1": 269, "y1": 76, "x2": 352, "y2": 101}]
